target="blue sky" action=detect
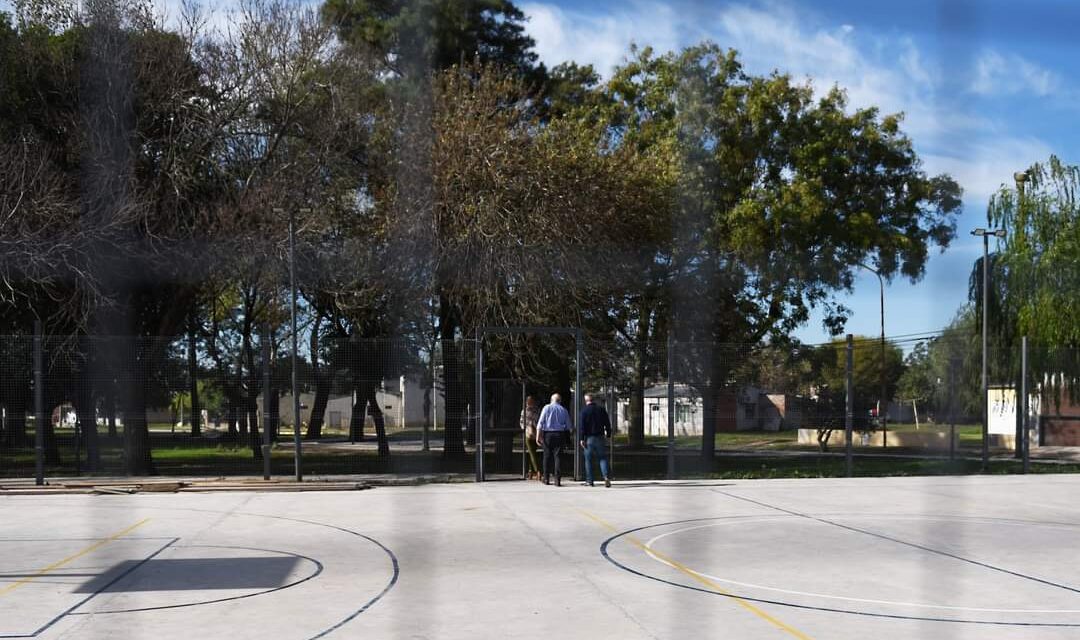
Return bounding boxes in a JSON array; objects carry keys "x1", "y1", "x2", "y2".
[
  {"x1": 521, "y1": 0, "x2": 1079, "y2": 345},
  {"x1": 3, "y1": 0, "x2": 1074, "y2": 346}
]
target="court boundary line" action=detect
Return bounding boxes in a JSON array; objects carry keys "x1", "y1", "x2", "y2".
[
  {"x1": 0, "y1": 519, "x2": 151, "y2": 598},
  {"x1": 599, "y1": 516, "x2": 1080, "y2": 627},
  {"x1": 580, "y1": 509, "x2": 815, "y2": 640},
  {"x1": 0, "y1": 538, "x2": 179, "y2": 638},
  {"x1": 642, "y1": 520, "x2": 1080, "y2": 614},
  {"x1": 68, "y1": 544, "x2": 325, "y2": 615},
  {"x1": 1, "y1": 502, "x2": 400, "y2": 639},
  {"x1": 715, "y1": 490, "x2": 1080, "y2": 597}
]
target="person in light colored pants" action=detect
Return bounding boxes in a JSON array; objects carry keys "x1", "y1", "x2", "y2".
[{"x1": 520, "y1": 395, "x2": 540, "y2": 479}]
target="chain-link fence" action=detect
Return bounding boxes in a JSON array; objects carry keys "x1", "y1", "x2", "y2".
[{"x1": 3, "y1": 332, "x2": 1079, "y2": 481}]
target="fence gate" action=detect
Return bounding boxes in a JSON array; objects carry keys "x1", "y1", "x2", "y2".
[{"x1": 475, "y1": 327, "x2": 583, "y2": 482}]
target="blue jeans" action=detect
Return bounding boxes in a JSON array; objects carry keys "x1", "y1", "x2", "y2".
[{"x1": 583, "y1": 435, "x2": 609, "y2": 484}]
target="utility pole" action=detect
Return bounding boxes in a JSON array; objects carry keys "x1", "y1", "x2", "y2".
[
  {"x1": 845, "y1": 334, "x2": 854, "y2": 477},
  {"x1": 971, "y1": 227, "x2": 1006, "y2": 471}
]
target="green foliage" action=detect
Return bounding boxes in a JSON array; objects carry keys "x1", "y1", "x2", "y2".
[
  {"x1": 818, "y1": 335, "x2": 904, "y2": 410},
  {"x1": 170, "y1": 380, "x2": 225, "y2": 417},
  {"x1": 607, "y1": 45, "x2": 961, "y2": 341},
  {"x1": 321, "y1": 0, "x2": 540, "y2": 79},
  {"x1": 987, "y1": 156, "x2": 1080, "y2": 347},
  {"x1": 897, "y1": 342, "x2": 934, "y2": 402}
]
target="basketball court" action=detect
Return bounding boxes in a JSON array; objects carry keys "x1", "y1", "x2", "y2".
[{"x1": 3, "y1": 474, "x2": 1080, "y2": 639}]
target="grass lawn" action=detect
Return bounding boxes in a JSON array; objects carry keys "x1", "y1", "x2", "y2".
[{"x1": 1, "y1": 424, "x2": 1065, "y2": 480}]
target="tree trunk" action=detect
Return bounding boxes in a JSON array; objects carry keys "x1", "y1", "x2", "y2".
[
  {"x1": 362, "y1": 384, "x2": 390, "y2": 457},
  {"x1": 105, "y1": 390, "x2": 117, "y2": 438},
  {"x1": 225, "y1": 389, "x2": 239, "y2": 437},
  {"x1": 227, "y1": 401, "x2": 238, "y2": 436},
  {"x1": 701, "y1": 387, "x2": 716, "y2": 460},
  {"x1": 188, "y1": 325, "x2": 201, "y2": 437},
  {"x1": 42, "y1": 414, "x2": 61, "y2": 464},
  {"x1": 76, "y1": 371, "x2": 100, "y2": 471},
  {"x1": 249, "y1": 400, "x2": 262, "y2": 462},
  {"x1": 121, "y1": 338, "x2": 154, "y2": 475},
  {"x1": 2, "y1": 398, "x2": 27, "y2": 448},
  {"x1": 700, "y1": 346, "x2": 726, "y2": 460},
  {"x1": 305, "y1": 314, "x2": 327, "y2": 439},
  {"x1": 39, "y1": 363, "x2": 63, "y2": 465},
  {"x1": 440, "y1": 298, "x2": 465, "y2": 458},
  {"x1": 628, "y1": 302, "x2": 652, "y2": 450},
  {"x1": 307, "y1": 374, "x2": 329, "y2": 439},
  {"x1": 269, "y1": 387, "x2": 280, "y2": 442},
  {"x1": 349, "y1": 387, "x2": 365, "y2": 442}
]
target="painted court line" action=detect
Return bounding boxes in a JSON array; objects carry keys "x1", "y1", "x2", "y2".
[
  {"x1": 0, "y1": 538, "x2": 179, "y2": 639},
  {"x1": 715, "y1": 491, "x2": 1080, "y2": 598},
  {"x1": 642, "y1": 523, "x2": 1080, "y2": 614},
  {"x1": 0, "y1": 519, "x2": 151, "y2": 597},
  {"x1": 578, "y1": 509, "x2": 815, "y2": 640}
]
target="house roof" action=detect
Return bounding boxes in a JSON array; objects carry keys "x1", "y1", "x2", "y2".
[{"x1": 642, "y1": 384, "x2": 699, "y2": 399}]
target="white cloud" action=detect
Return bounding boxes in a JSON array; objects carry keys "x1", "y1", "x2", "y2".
[
  {"x1": 524, "y1": 2, "x2": 947, "y2": 138},
  {"x1": 522, "y1": 1, "x2": 1061, "y2": 206},
  {"x1": 922, "y1": 136, "x2": 1054, "y2": 204},
  {"x1": 970, "y1": 50, "x2": 1061, "y2": 96},
  {"x1": 523, "y1": 1, "x2": 682, "y2": 76}
]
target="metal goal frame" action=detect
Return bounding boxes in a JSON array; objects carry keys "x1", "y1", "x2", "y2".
[{"x1": 475, "y1": 327, "x2": 583, "y2": 482}]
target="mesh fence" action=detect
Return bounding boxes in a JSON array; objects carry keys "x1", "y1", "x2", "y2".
[{"x1": 2, "y1": 334, "x2": 1079, "y2": 481}]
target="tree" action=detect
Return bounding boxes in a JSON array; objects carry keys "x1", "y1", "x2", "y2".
[
  {"x1": 897, "y1": 341, "x2": 934, "y2": 421},
  {"x1": 377, "y1": 61, "x2": 671, "y2": 454},
  {"x1": 583, "y1": 44, "x2": 962, "y2": 453},
  {"x1": 819, "y1": 336, "x2": 904, "y2": 416},
  {"x1": 321, "y1": 0, "x2": 541, "y2": 80},
  {"x1": 985, "y1": 156, "x2": 1080, "y2": 347}
]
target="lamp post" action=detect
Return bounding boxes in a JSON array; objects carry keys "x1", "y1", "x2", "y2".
[
  {"x1": 971, "y1": 226, "x2": 1006, "y2": 471},
  {"x1": 858, "y1": 262, "x2": 887, "y2": 447},
  {"x1": 1012, "y1": 171, "x2": 1029, "y2": 460},
  {"x1": 277, "y1": 207, "x2": 306, "y2": 482}
]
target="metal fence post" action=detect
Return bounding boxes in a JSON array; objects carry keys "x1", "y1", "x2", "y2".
[
  {"x1": 667, "y1": 333, "x2": 675, "y2": 480},
  {"x1": 286, "y1": 207, "x2": 303, "y2": 482},
  {"x1": 475, "y1": 331, "x2": 484, "y2": 482},
  {"x1": 948, "y1": 356, "x2": 958, "y2": 462},
  {"x1": 521, "y1": 380, "x2": 527, "y2": 480},
  {"x1": 1021, "y1": 336, "x2": 1029, "y2": 474},
  {"x1": 34, "y1": 321, "x2": 44, "y2": 486},
  {"x1": 607, "y1": 382, "x2": 616, "y2": 478},
  {"x1": 575, "y1": 331, "x2": 582, "y2": 482},
  {"x1": 262, "y1": 323, "x2": 272, "y2": 480},
  {"x1": 845, "y1": 334, "x2": 854, "y2": 478}
]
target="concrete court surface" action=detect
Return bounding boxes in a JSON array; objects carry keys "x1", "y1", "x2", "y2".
[{"x1": 3, "y1": 475, "x2": 1080, "y2": 639}]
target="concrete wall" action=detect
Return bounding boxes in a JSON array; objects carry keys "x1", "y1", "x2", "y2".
[
  {"x1": 275, "y1": 377, "x2": 445, "y2": 431},
  {"x1": 798, "y1": 428, "x2": 959, "y2": 449},
  {"x1": 641, "y1": 397, "x2": 704, "y2": 436}
]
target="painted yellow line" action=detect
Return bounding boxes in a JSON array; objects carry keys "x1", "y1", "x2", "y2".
[
  {"x1": 0, "y1": 518, "x2": 151, "y2": 596},
  {"x1": 579, "y1": 510, "x2": 814, "y2": 640}
]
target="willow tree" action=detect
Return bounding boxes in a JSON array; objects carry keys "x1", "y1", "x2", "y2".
[
  {"x1": 982, "y1": 156, "x2": 1080, "y2": 403},
  {"x1": 986, "y1": 156, "x2": 1080, "y2": 346}
]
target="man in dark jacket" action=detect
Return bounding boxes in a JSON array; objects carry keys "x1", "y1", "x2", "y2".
[{"x1": 579, "y1": 394, "x2": 612, "y2": 487}]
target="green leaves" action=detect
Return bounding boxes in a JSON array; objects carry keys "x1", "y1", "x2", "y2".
[{"x1": 987, "y1": 156, "x2": 1080, "y2": 348}]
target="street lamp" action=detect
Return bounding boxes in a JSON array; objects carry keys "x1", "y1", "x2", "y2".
[
  {"x1": 1012, "y1": 171, "x2": 1029, "y2": 460},
  {"x1": 277, "y1": 207, "x2": 308, "y2": 482},
  {"x1": 971, "y1": 226, "x2": 1007, "y2": 471},
  {"x1": 858, "y1": 262, "x2": 888, "y2": 447}
]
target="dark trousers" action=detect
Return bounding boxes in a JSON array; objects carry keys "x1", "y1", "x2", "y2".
[{"x1": 542, "y1": 430, "x2": 567, "y2": 481}]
